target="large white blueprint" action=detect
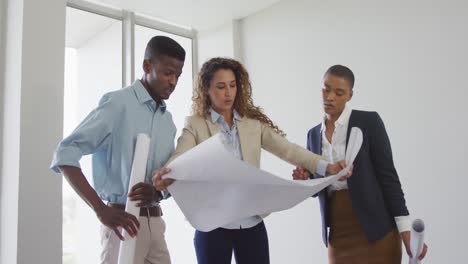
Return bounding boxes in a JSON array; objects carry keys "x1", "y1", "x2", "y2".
[
  {"x1": 165, "y1": 128, "x2": 363, "y2": 232},
  {"x1": 118, "y1": 134, "x2": 150, "y2": 264}
]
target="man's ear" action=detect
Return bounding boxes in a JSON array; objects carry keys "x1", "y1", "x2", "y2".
[
  {"x1": 348, "y1": 90, "x2": 353, "y2": 101},
  {"x1": 143, "y1": 59, "x2": 151, "y2": 74}
]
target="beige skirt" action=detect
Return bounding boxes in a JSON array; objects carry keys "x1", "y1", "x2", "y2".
[{"x1": 328, "y1": 190, "x2": 402, "y2": 264}]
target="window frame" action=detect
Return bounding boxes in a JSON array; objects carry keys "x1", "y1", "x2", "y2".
[{"x1": 67, "y1": 0, "x2": 197, "y2": 87}]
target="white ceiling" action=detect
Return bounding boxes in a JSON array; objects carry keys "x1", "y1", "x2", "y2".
[
  {"x1": 96, "y1": 0, "x2": 282, "y2": 30},
  {"x1": 66, "y1": 0, "x2": 282, "y2": 48}
]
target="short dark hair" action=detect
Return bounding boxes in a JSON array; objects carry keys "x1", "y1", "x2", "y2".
[
  {"x1": 144, "y1": 35, "x2": 186, "y2": 62},
  {"x1": 324, "y1": 65, "x2": 355, "y2": 89}
]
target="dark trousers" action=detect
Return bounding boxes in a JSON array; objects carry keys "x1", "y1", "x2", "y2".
[{"x1": 194, "y1": 221, "x2": 270, "y2": 264}]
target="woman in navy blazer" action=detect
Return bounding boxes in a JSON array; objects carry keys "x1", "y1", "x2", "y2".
[{"x1": 293, "y1": 65, "x2": 428, "y2": 263}]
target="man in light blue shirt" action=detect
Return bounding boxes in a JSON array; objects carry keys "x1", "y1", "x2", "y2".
[{"x1": 50, "y1": 36, "x2": 185, "y2": 264}]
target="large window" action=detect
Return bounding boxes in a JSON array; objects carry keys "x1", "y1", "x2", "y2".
[{"x1": 64, "y1": 3, "x2": 195, "y2": 263}]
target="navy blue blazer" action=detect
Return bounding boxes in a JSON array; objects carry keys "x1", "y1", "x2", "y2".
[{"x1": 307, "y1": 110, "x2": 409, "y2": 247}]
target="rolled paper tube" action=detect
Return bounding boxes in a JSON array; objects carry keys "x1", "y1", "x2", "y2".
[
  {"x1": 117, "y1": 134, "x2": 150, "y2": 264},
  {"x1": 409, "y1": 219, "x2": 425, "y2": 264}
]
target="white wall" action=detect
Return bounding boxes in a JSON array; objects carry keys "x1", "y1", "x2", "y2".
[
  {"x1": 197, "y1": 20, "x2": 242, "y2": 68},
  {"x1": 1, "y1": 0, "x2": 65, "y2": 263},
  {"x1": 240, "y1": 0, "x2": 468, "y2": 263},
  {"x1": 0, "y1": 0, "x2": 19, "y2": 262},
  {"x1": 0, "y1": 0, "x2": 6, "y2": 202}
]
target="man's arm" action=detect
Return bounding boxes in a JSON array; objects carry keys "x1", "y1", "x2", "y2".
[
  {"x1": 52, "y1": 95, "x2": 139, "y2": 240},
  {"x1": 151, "y1": 116, "x2": 198, "y2": 192},
  {"x1": 60, "y1": 166, "x2": 139, "y2": 240}
]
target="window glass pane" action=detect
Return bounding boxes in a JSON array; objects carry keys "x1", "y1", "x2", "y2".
[{"x1": 64, "y1": 7, "x2": 122, "y2": 264}]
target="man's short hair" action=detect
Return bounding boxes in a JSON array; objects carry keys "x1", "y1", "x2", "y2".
[
  {"x1": 325, "y1": 65, "x2": 355, "y2": 89},
  {"x1": 144, "y1": 35, "x2": 186, "y2": 62}
]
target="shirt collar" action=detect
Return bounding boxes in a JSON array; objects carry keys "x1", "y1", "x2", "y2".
[
  {"x1": 336, "y1": 105, "x2": 352, "y2": 126},
  {"x1": 133, "y1": 80, "x2": 167, "y2": 112},
  {"x1": 210, "y1": 108, "x2": 241, "y2": 123},
  {"x1": 320, "y1": 105, "x2": 352, "y2": 132}
]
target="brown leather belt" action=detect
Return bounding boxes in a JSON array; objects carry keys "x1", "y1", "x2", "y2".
[{"x1": 107, "y1": 203, "x2": 163, "y2": 217}]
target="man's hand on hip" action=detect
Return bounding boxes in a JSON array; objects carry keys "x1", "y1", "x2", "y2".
[{"x1": 96, "y1": 205, "x2": 140, "y2": 240}]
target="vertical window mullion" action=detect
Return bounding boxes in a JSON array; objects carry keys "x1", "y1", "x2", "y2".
[
  {"x1": 122, "y1": 10, "x2": 135, "y2": 87},
  {"x1": 191, "y1": 33, "x2": 198, "y2": 80}
]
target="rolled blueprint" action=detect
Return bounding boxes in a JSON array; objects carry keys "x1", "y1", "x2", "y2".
[
  {"x1": 409, "y1": 219, "x2": 425, "y2": 264},
  {"x1": 117, "y1": 134, "x2": 151, "y2": 264}
]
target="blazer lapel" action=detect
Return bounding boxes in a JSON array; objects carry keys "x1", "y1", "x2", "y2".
[
  {"x1": 345, "y1": 110, "x2": 356, "y2": 152},
  {"x1": 205, "y1": 117, "x2": 220, "y2": 136},
  {"x1": 236, "y1": 117, "x2": 250, "y2": 161},
  {"x1": 313, "y1": 126, "x2": 323, "y2": 155},
  {"x1": 345, "y1": 110, "x2": 358, "y2": 186}
]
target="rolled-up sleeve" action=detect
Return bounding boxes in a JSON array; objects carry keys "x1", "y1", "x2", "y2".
[{"x1": 50, "y1": 94, "x2": 118, "y2": 173}]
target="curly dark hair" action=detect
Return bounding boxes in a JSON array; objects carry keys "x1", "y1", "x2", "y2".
[{"x1": 192, "y1": 57, "x2": 285, "y2": 136}]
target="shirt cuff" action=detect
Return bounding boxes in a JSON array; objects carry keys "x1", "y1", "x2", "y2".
[
  {"x1": 315, "y1": 160, "x2": 329, "y2": 177},
  {"x1": 395, "y1": 215, "x2": 412, "y2": 233},
  {"x1": 50, "y1": 146, "x2": 83, "y2": 173}
]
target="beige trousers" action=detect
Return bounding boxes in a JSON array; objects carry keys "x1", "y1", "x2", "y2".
[{"x1": 100, "y1": 216, "x2": 171, "y2": 264}]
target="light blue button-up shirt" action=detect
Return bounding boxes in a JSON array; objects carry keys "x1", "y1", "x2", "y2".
[
  {"x1": 51, "y1": 80, "x2": 176, "y2": 205},
  {"x1": 210, "y1": 109, "x2": 263, "y2": 230}
]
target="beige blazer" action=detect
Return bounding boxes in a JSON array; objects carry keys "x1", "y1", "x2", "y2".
[{"x1": 167, "y1": 114, "x2": 323, "y2": 173}]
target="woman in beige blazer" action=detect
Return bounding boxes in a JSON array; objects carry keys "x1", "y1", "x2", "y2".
[{"x1": 153, "y1": 57, "x2": 348, "y2": 264}]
